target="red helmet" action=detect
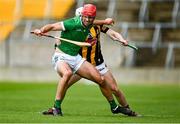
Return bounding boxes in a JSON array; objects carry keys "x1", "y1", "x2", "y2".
[{"x1": 81, "y1": 4, "x2": 96, "y2": 17}]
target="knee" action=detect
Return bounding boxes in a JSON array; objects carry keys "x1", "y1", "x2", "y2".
[
  {"x1": 98, "y1": 77, "x2": 105, "y2": 86},
  {"x1": 111, "y1": 84, "x2": 119, "y2": 93},
  {"x1": 64, "y1": 70, "x2": 73, "y2": 78}
]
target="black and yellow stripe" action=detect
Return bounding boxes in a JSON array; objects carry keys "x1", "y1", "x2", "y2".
[{"x1": 79, "y1": 25, "x2": 109, "y2": 66}]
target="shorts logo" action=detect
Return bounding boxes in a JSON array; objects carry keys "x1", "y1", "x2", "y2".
[
  {"x1": 99, "y1": 67, "x2": 105, "y2": 71},
  {"x1": 54, "y1": 56, "x2": 58, "y2": 63}
]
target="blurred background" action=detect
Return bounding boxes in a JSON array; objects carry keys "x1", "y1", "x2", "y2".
[{"x1": 0, "y1": 0, "x2": 180, "y2": 84}]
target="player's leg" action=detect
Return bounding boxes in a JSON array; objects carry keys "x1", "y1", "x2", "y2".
[
  {"x1": 57, "y1": 74, "x2": 82, "y2": 103},
  {"x1": 66, "y1": 74, "x2": 82, "y2": 89},
  {"x1": 54, "y1": 74, "x2": 81, "y2": 107},
  {"x1": 103, "y1": 71, "x2": 128, "y2": 106},
  {"x1": 76, "y1": 61, "x2": 118, "y2": 111},
  {"x1": 103, "y1": 71, "x2": 138, "y2": 116},
  {"x1": 43, "y1": 60, "x2": 73, "y2": 116},
  {"x1": 55, "y1": 61, "x2": 73, "y2": 102},
  {"x1": 57, "y1": 74, "x2": 82, "y2": 102}
]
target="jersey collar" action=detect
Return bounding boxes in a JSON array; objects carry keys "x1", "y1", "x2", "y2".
[{"x1": 80, "y1": 16, "x2": 93, "y2": 29}]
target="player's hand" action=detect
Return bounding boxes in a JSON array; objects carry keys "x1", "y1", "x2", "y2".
[
  {"x1": 104, "y1": 18, "x2": 114, "y2": 25},
  {"x1": 114, "y1": 37, "x2": 128, "y2": 46},
  {"x1": 121, "y1": 40, "x2": 128, "y2": 46},
  {"x1": 31, "y1": 29, "x2": 44, "y2": 36},
  {"x1": 86, "y1": 38, "x2": 97, "y2": 46}
]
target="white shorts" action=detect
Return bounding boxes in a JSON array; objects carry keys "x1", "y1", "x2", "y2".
[
  {"x1": 95, "y1": 62, "x2": 109, "y2": 75},
  {"x1": 52, "y1": 52, "x2": 85, "y2": 73}
]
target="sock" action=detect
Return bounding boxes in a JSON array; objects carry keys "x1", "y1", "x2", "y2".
[
  {"x1": 54, "y1": 99, "x2": 62, "y2": 109},
  {"x1": 109, "y1": 99, "x2": 118, "y2": 110}
]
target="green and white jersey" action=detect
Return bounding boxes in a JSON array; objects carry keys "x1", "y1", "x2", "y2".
[{"x1": 58, "y1": 16, "x2": 91, "y2": 56}]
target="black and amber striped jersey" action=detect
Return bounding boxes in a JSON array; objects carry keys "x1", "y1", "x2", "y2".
[{"x1": 79, "y1": 25, "x2": 109, "y2": 66}]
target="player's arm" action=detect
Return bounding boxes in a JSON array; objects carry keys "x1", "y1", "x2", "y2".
[
  {"x1": 106, "y1": 29, "x2": 128, "y2": 46},
  {"x1": 32, "y1": 22, "x2": 63, "y2": 36},
  {"x1": 94, "y1": 18, "x2": 114, "y2": 25}
]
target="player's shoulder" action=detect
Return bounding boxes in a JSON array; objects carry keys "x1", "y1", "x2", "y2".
[
  {"x1": 93, "y1": 25, "x2": 103, "y2": 32},
  {"x1": 93, "y1": 24, "x2": 108, "y2": 29},
  {"x1": 69, "y1": 16, "x2": 82, "y2": 27},
  {"x1": 63, "y1": 16, "x2": 81, "y2": 29},
  {"x1": 64, "y1": 16, "x2": 78, "y2": 23},
  {"x1": 72, "y1": 16, "x2": 81, "y2": 23}
]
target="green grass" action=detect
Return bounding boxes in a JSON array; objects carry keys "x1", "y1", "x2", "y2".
[{"x1": 0, "y1": 81, "x2": 180, "y2": 123}]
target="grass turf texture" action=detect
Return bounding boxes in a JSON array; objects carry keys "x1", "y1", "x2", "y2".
[{"x1": 0, "y1": 81, "x2": 180, "y2": 123}]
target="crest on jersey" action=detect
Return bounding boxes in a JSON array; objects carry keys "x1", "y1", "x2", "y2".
[
  {"x1": 86, "y1": 33, "x2": 97, "y2": 44},
  {"x1": 87, "y1": 33, "x2": 93, "y2": 40}
]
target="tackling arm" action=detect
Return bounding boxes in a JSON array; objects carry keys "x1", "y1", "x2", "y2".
[
  {"x1": 93, "y1": 18, "x2": 114, "y2": 25},
  {"x1": 106, "y1": 29, "x2": 128, "y2": 45}
]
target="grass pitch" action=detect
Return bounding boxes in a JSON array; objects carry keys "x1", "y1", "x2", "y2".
[{"x1": 0, "y1": 81, "x2": 180, "y2": 123}]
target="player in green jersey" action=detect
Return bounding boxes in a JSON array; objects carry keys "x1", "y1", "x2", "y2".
[
  {"x1": 54, "y1": 7, "x2": 138, "y2": 117},
  {"x1": 32, "y1": 4, "x2": 128, "y2": 116}
]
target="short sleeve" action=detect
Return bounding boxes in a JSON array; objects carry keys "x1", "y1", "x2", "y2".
[
  {"x1": 100, "y1": 25, "x2": 109, "y2": 33},
  {"x1": 63, "y1": 17, "x2": 77, "y2": 31}
]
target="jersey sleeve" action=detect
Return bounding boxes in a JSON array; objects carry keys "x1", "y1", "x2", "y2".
[
  {"x1": 100, "y1": 25, "x2": 109, "y2": 33},
  {"x1": 62, "y1": 17, "x2": 77, "y2": 31}
]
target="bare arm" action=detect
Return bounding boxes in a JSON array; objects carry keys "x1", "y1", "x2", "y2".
[
  {"x1": 106, "y1": 29, "x2": 128, "y2": 45},
  {"x1": 94, "y1": 18, "x2": 114, "y2": 25},
  {"x1": 32, "y1": 22, "x2": 64, "y2": 36}
]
